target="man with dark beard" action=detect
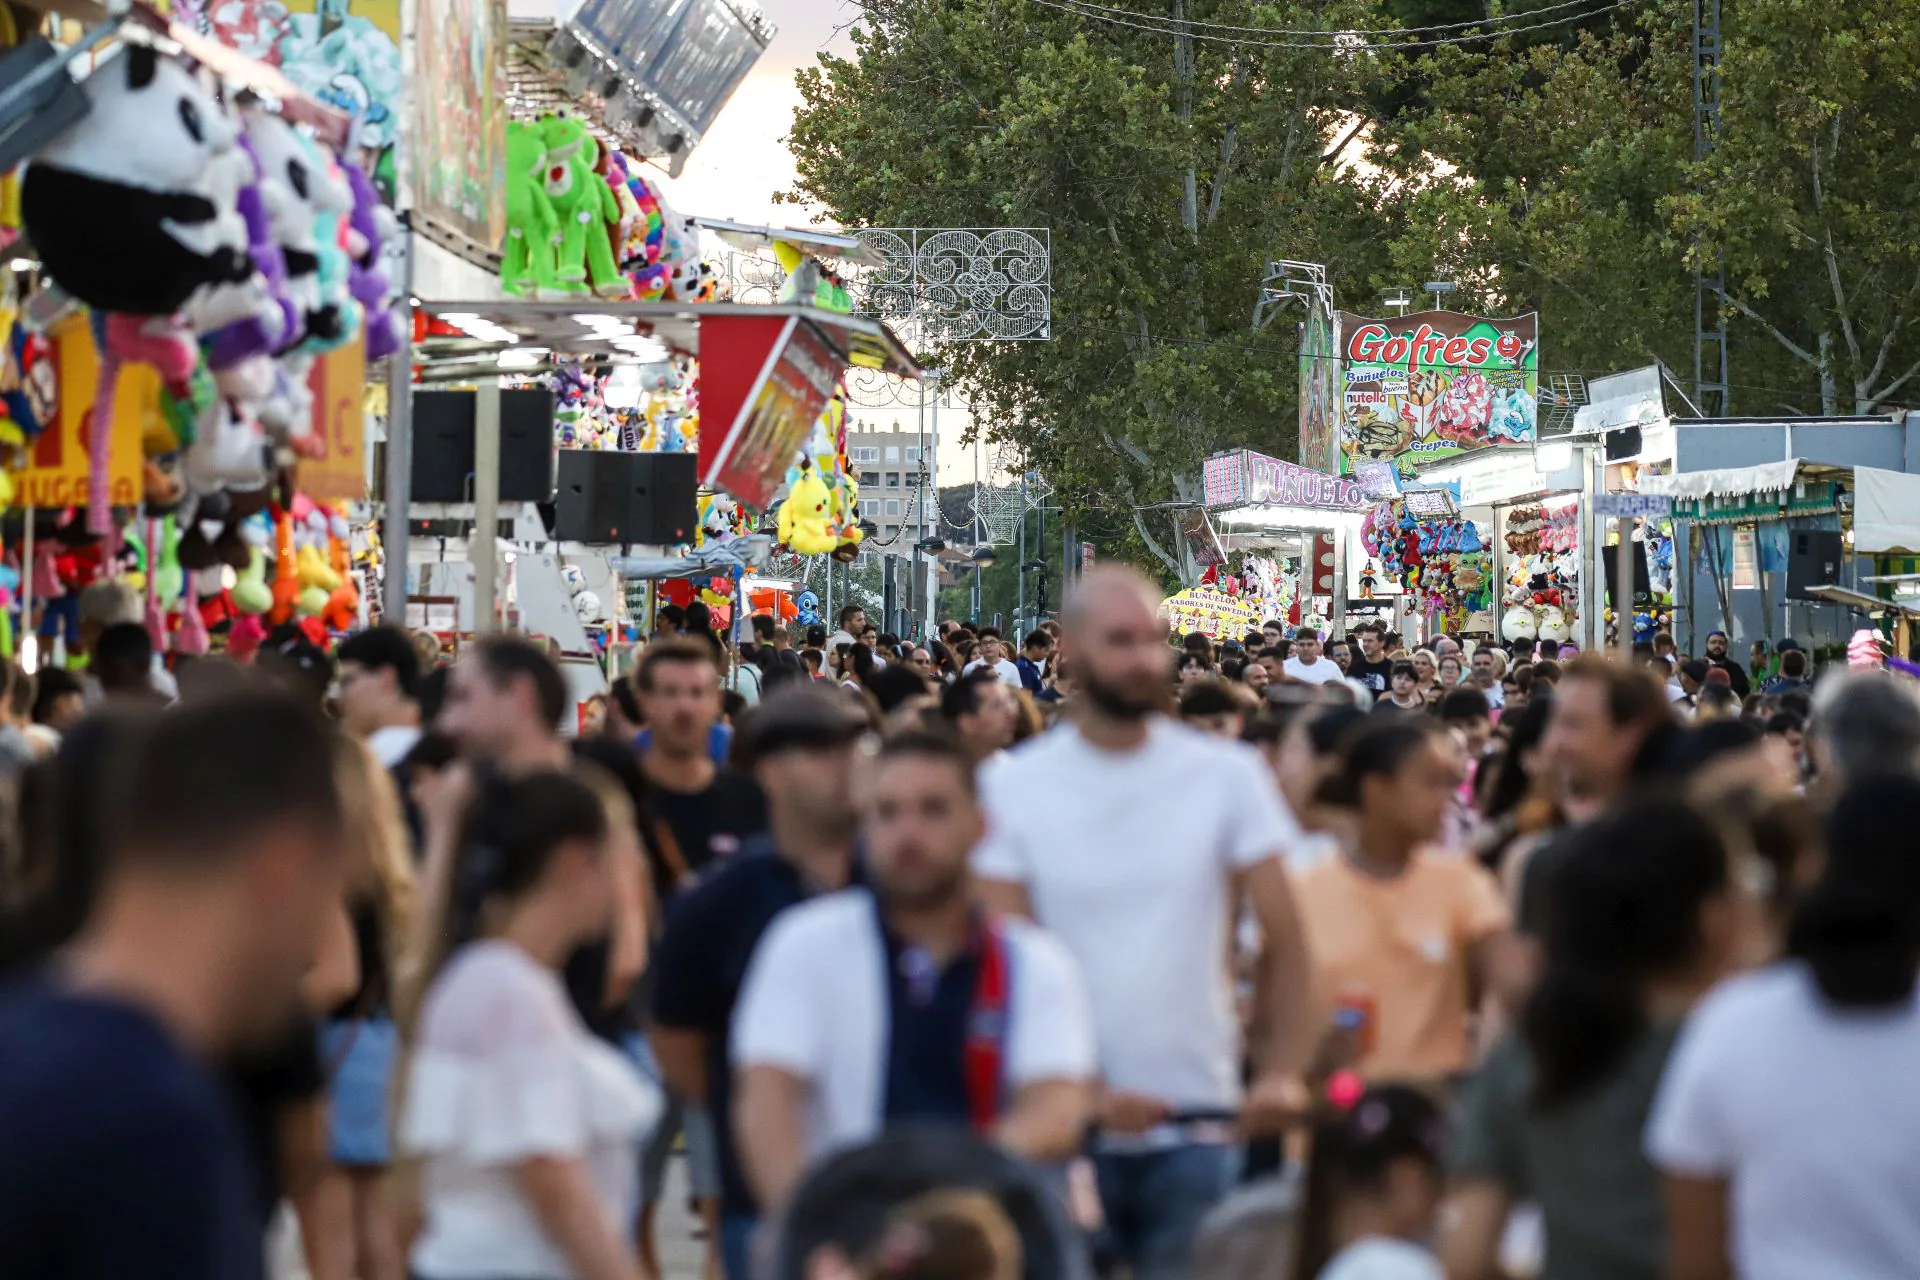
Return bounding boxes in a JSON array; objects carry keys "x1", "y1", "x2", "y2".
[
  {"x1": 1701, "y1": 629, "x2": 1751, "y2": 697},
  {"x1": 974, "y1": 566, "x2": 1318, "y2": 1280},
  {"x1": 729, "y1": 732, "x2": 1095, "y2": 1216}
]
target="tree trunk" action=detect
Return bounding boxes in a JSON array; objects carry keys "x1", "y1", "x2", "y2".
[{"x1": 1818, "y1": 331, "x2": 1838, "y2": 416}]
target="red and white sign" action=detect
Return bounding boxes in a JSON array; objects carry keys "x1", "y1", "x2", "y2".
[{"x1": 698, "y1": 313, "x2": 844, "y2": 510}]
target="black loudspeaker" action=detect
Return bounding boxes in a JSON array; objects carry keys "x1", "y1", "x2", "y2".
[
  {"x1": 410, "y1": 389, "x2": 557, "y2": 502},
  {"x1": 552, "y1": 450, "x2": 698, "y2": 545},
  {"x1": 1787, "y1": 529, "x2": 1845, "y2": 600}
]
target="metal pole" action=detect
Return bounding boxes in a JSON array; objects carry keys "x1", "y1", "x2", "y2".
[
  {"x1": 1017, "y1": 484, "x2": 1027, "y2": 635},
  {"x1": 382, "y1": 232, "x2": 415, "y2": 626},
  {"x1": 19, "y1": 512, "x2": 34, "y2": 671},
  {"x1": 923, "y1": 371, "x2": 940, "y2": 643},
  {"x1": 1330, "y1": 524, "x2": 1350, "y2": 639},
  {"x1": 472, "y1": 379, "x2": 501, "y2": 633},
  {"x1": 823, "y1": 556, "x2": 832, "y2": 635},
  {"x1": 1616, "y1": 517, "x2": 1635, "y2": 660}
]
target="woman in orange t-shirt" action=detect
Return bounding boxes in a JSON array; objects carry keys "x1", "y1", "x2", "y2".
[{"x1": 1292, "y1": 718, "x2": 1513, "y2": 1088}]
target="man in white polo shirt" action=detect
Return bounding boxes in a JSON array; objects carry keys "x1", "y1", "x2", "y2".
[
  {"x1": 975, "y1": 567, "x2": 1317, "y2": 1280},
  {"x1": 730, "y1": 731, "x2": 1094, "y2": 1214}
]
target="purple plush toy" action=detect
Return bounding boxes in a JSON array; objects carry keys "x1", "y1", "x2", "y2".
[
  {"x1": 204, "y1": 135, "x2": 301, "y2": 371},
  {"x1": 343, "y1": 161, "x2": 404, "y2": 361}
]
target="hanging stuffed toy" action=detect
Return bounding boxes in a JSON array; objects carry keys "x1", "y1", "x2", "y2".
[
  {"x1": 776, "y1": 465, "x2": 838, "y2": 555},
  {"x1": 537, "y1": 114, "x2": 624, "y2": 298},
  {"x1": 23, "y1": 46, "x2": 254, "y2": 319},
  {"x1": 503, "y1": 119, "x2": 559, "y2": 296},
  {"x1": 343, "y1": 161, "x2": 403, "y2": 360},
  {"x1": 24, "y1": 47, "x2": 259, "y2": 536}
]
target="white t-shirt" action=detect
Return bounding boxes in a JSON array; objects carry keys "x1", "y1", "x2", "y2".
[
  {"x1": 1317, "y1": 1237, "x2": 1444, "y2": 1280},
  {"x1": 403, "y1": 941, "x2": 662, "y2": 1280},
  {"x1": 1646, "y1": 962, "x2": 1920, "y2": 1280},
  {"x1": 964, "y1": 657, "x2": 1023, "y2": 688},
  {"x1": 974, "y1": 718, "x2": 1300, "y2": 1113},
  {"x1": 731, "y1": 889, "x2": 1095, "y2": 1162},
  {"x1": 1283, "y1": 656, "x2": 1346, "y2": 686}
]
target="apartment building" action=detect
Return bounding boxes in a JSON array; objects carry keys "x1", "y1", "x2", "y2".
[{"x1": 846, "y1": 427, "x2": 935, "y2": 547}]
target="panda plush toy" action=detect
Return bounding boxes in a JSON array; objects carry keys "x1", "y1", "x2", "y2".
[{"x1": 23, "y1": 46, "x2": 254, "y2": 317}]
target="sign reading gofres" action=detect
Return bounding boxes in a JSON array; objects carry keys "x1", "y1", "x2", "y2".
[{"x1": 1335, "y1": 310, "x2": 1538, "y2": 477}]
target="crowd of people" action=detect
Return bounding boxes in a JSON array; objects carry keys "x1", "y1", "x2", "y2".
[{"x1": 3, "y1": 565, "x2": 1920, "y2": 1280}]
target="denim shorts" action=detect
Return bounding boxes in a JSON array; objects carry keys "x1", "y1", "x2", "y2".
[
  {"x1": 624, "y1": 1032, "x2": 721, "y2": 1203},
  {"x1": 323, "y1": 1016, "x2": 400, "y2": 1167}
]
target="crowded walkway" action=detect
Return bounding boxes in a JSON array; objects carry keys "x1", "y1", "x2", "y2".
[{"x1": 4, "y1": 569, "x2": 1920, "y2": 1280}]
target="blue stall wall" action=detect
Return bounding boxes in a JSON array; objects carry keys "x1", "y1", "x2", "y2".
[{"x1": 1670, "y1": 417, "x2": 1920, "y2": 655}]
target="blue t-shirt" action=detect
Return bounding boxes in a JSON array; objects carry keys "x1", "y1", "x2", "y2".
[
  {"x1": 0, "y1": 977, "x2": 262, "y2": 1280},
  {"x1": 1014, "y1": 655, "x2": 1047, "y2": 696},
  {"x1": 650, "y1": 843, "x2": 832, "y2": 1217},
  {"x1": 634, "y1": 722, "x2": 732, "y2": 767}
]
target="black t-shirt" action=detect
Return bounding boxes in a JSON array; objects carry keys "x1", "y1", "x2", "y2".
[
  {"x1": 648, "y1": 769, "x2": 770, "y2": 881},
  {"x1": 222, "y1": 1015, "x2": 326, "y2": 1228},
  {"x1": 651, "y1": 843, "x2": 837, "y2": 1217},
  {"x1": 1705, "y1": 655, "x2": 1749, "y2": 697},
  {"x1": 1348, "y1": 656, "x2": 1394, "y2": 699},
  {"x1": 0, "y1": 977, "x2": 264, "y2": 1279}
]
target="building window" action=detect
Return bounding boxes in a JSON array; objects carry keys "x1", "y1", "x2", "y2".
[
  {"x1": 884, "y1": 446, "x2": 900, "y2": 462},
  {"x1": 851, "y1": 446, "x2": 879, "y2": 463},
  {"x1": 860, "y1": 471, "x2": 879, "y2": 487},
  {"x1": 885, "y1": 498, "x2": 901, "y2": 516},
  {"x1": 904, "y1": 446, "x2": 920, "y2": 463},
  {"x1": 885, "y1": 472, "x2": 902, "y2": 488}
]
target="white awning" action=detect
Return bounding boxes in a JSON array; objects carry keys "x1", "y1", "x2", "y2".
[
  {"x1": 1855, "y1": 467, "x2": 1920, "y2": 555},
  {"x1": 1638, "y1": 459, "x2": 1802, "y2": 500}
]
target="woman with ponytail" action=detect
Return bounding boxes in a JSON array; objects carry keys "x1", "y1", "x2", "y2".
[
  {"x1": 1440, "y1": 799, "x2": 1733, "y2": 1280},
  {"x1": 400, "y1": 770, "x2": 660, "y2": 1280},
  {"x1": 1649, "y1": 775, "x2": 1920, "y2": 1280}
]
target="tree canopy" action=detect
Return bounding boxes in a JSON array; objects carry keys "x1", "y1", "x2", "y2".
[{"x1": 786, "y1": 0, "x2": 1920, "y2": 577}]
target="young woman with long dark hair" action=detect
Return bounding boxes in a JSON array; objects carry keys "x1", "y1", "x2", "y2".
[
  {"x1": 400, "y1": 771, "x2": 659, "y2": 1280},
  {"x1": 1441, "y1": 798, "x2": 1734, "y2": 1280},
  {"x1": 1291, "y1": 719, "x2": 1512, "y2": 1087},
  {"x1": 1649, "y1": 774, "x2": 1920, "y2": 1280}
]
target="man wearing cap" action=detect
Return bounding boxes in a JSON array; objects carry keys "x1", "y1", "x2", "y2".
[
  {"x1": 1702, "y1": 629, "x2": 1750, "y2": 697},
  {"x1": 649, "y1": 685, "x2": 871, "y2": 1280}
]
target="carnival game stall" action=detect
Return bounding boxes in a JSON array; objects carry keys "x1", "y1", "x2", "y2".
[
  {"x1": 1, "y1": 13, "x2": 403, "y2": 668},
  {"x1": 1202, "y1": 448, "x2": 1371, "y2": 632}
]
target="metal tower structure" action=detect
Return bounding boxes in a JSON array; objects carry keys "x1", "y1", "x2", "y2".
[{"x1": 1693, "y1": 0, "x2": 1729, "y2": 415}]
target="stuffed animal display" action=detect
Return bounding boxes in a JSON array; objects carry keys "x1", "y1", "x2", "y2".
[
  {"x1": 501, "y1": 114, "x2": 716, "y2": 302},
  {"x1": 10, "y1": 42, "x2": 388, "y2": 663},
  {"x1": 1500, "y1": 503, "x2": 1583, "y2": 640},
  {"x1": 1361, "y1": 498, "x2": 1492, "y2": 628}
]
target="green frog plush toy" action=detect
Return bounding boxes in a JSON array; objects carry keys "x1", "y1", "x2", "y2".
[
  {"x1": 502, "y1": 119, "x2": 558, "y2": 296},
  {"x1": 538, "y1": 115, "x2": 624, "y2": 298}
]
